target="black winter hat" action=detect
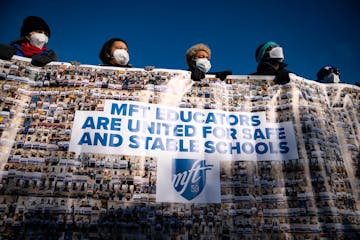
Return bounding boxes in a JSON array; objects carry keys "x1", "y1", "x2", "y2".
[
  {"x1": 20, "y1": 16, "x2": 51, "y2": 38},
  {"x1": 255, "y1": 41, "x2": 279, "y2": 63},
  {"x1": 316, "y1": 65, "x2": 340, "y2": 80}
]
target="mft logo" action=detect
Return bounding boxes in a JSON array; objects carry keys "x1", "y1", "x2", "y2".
[{"x1": 172, "y1": 159, "x2": 213, "y2": 201}]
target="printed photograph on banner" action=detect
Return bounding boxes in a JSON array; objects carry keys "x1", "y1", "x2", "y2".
[{"x1": 156, "y1": 155, "x2": 220, "y2": 203}]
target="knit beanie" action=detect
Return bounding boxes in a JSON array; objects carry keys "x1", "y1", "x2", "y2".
[
  {"x1": 255, "y1": 41, "x2": 278, "y2": 63},
  {"x1": 20, "y1": 16, "x2": 51, "y2": 38}
]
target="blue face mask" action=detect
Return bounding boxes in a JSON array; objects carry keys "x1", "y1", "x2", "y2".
[{"x1": 195, "y1": 58, "x2": 211, "y2": 73}]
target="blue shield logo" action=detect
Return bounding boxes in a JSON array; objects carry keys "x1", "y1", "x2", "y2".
[{"x1": 172, "y1": 159, "x2": 213, "y2": 201}]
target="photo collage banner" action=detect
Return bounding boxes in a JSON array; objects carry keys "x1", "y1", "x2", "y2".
[{"x1": 0, "y1": 56, "x2": 359, "y2": 239}]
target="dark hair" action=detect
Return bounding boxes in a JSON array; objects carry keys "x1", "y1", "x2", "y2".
[{"x1": 99, "y1": 38, "x2": 128, "y2": 65}]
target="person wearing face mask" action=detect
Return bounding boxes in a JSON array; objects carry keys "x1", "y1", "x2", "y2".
[
  {"x1": 316, "y1": 65, "x2": 341, "y2": 83},
  {"x1": 185, "y1": 43, "x2": 232, "y2": 81},
  {"x1": 99, "y1": 38, "x2": 132, "y2": 67},
  {"x1": 0, "y1": 16, "x2": 57, "y2": 67},
  {"x1": 250, "y1": 41, "x2": 293, "y2": 85}
]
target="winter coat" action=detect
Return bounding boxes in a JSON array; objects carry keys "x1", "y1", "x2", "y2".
[
  {"x1": 250, "y1": 61, "x2": 291, "y2": 85},
  {"x1": 0, "y1": 42, "x2": 57, "y2": 67}
]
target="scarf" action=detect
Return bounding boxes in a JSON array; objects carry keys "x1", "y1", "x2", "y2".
[{"x1": 20, "y1": 42, "x2": 46, "y2": 57}]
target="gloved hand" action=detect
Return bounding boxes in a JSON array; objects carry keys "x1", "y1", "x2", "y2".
[
  {"x1": 215, "y1": 70, "x2": 232, "y2": 81},
  {"x1": 191, "y1": 67, "x2": 205, "y2": 81},
  {"x1": 0, "y1": 44, "x2": 16, "y2": 60},
  {"x1": 31, "y1": 50, "x2": 58, "y2": 67},
  {"x1": 274, "y1": 69, "x2": 290, "y2": 85}
]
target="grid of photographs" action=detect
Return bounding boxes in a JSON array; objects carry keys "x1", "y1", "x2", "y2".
[{"x1": 0, "y1": 57, "x2": 359, "y2": 239}]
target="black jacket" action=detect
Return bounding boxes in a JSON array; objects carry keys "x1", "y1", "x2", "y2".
[{"x1": 250, "y1": 61, "x2": 291, "y2": 85}]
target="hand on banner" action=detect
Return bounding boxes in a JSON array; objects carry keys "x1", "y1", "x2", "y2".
[
  {"x1": 0, "y1": 44, "x2": 16, "y2": 60},
  {"x1": 191, "y1": 67, "x2": 205, "y2": 81},
  {"x1": 274, "y1": 69, "x2": 290, "y2": 85},
  {"x1": 215, "y1": 70, "x2": 232, "y2": 81},
  {"x1": 31, "y1": 49, "x2": 58, "y2": 67}
]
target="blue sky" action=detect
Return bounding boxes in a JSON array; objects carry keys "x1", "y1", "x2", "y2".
[{"x1": 1, "y1": 0, "x2": 359, "y2": 84}]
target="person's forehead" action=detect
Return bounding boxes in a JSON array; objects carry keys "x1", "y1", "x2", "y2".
[
  {"x1": 196, "y1": 50, "x2": 209, "y2": 57},
  {"x1": 112, "y1": 41, "x2": 127, "y2": 48},
  {"x1": 31, "y1": 30, "x2": 49, "y2": 35}
]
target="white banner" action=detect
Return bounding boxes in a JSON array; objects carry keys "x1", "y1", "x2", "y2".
[
  {"x1": 69, "y1": 100, "x2": 298, "y2": 203},
  {"x1": 70, "y1": 100, "x2": 298, "y2": 161},
  {"x1": 1, "y1": 57, "x2": 359, "y2": 237}
]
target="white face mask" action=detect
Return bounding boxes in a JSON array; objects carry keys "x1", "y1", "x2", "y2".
[
  {"x1": 195, "y1": 58, "x2": 211, "y2": 73},
  {"x1": 326, "y1": 73, "x2": 340, "y2": 83},
  {"x1": 29, "y1": 33, "x2": 48, "y2": 49},
  {"x1": 268, "y1": 46, "x2": 284, "y2": 62},
  {"x1": 113, "y1": 49, "x2": 129, "y2": 65}
]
